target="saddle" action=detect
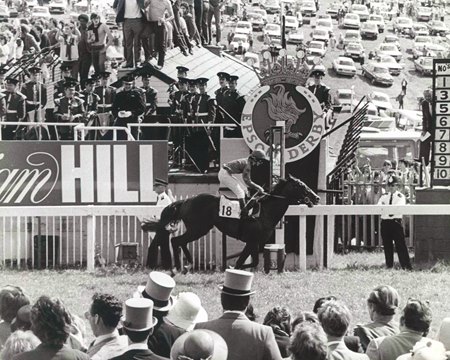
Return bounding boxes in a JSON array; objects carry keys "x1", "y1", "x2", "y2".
[{"x1": 218, "y1": 195, "x2": 261, "y2": 219}]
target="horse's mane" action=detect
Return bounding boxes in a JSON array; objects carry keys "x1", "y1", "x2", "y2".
[{"x1": 270, "y1": 178, "x2": 288, "y2": 196}]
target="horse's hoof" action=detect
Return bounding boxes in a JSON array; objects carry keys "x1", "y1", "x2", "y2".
[
  {"x1": 182, "y1": 264, "x2": 193, "y2": 274},
  {"x1": 170, "y1": 268, "x2": 178, "y2": 277}
]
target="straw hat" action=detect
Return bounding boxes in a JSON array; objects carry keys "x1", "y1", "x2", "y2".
[
  {"x1": 121, "y1": 298, "x2": 158, "y2": 331},
  {"x1": 170, "y1": 330, "x2": 228, "y2": 360},
  {"x1": 166, "y1": 292, "x2": 208, "y2": 331},
  {"x1": 218, "y1": 269, "x2": 255, "y2": 297},
  {"x1": 396, "y1": 340, "x2": 447, "y2": 360},
  {"x1": 136, "y1": 271, "x2": 175, "y2": 311}
]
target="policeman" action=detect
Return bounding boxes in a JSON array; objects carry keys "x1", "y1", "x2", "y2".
[
  {"x1": 377, "y1": 175, "x2": 412, "y2": 270},
  {"x1": 111, "y1": 74, "x2": 146, "y2": 140},
  {"x1": 222, "y1": 75, "x2": 245, "y2": 138},
  {"x1": 170, "y1": 76, "x2": 189, "y2": 165},
  {"x1": 189, "y1": 77, "x2": 216, "y2": 173},
  {"x1": 54, "y1": 78, "x2": 85, "y2": 140},
  {"x1": 1, "y1": 77, "x2": 26, "y2": 140},
  {"x1": 308, "y1": 68, "x2": 332, "y2": 129},
  {"x1": 21, "y1": 67, "x2": 47, "y2": 122}
]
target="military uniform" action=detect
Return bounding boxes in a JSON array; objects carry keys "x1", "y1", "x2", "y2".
[
  {"x1": 377, "y1": 175, "x2": 412, "y2": 270},
  {"x1": 2, "y1": 84, "x2": 26, "y2": 140},
  {"x1": 308, "y1": 83, "x2": 331, "y2": 111},
  {"x1": 94, "y1": 85, "x2": 116, "y2": 114},
  {"x1": 222, "y1": 88, "x2": 245, "y2": 138},
  {"x1": 21, "y1": 81, "x2": 47, "y2": 122},
  {"x1": 170, "y1": 78, "x2": 188, "y2": 159}
]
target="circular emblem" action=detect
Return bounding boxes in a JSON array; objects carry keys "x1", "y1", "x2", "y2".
[{"x1": 241, "y1": 83, "x2": 324, "y2": 162}]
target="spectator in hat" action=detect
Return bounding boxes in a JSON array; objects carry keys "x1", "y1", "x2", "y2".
[
  {"x1": 110, "y1": 298, "x2": 165, "y2": 360},
  {"x1": 377, "y1": 175, "x2": 412, "y2": 270},
  {"x1": 77, "y1": 14, "x2": 92, "y2": 88},
  {"x1": 170, "y1": 329, "x2": 228, "y2": 360},
  {"x1": 318, "y1": 300, "x2": 369, "y2": 360},
  {"x1": 289, "y1": 322, "x2": 328, "y2": 360},
  {"x1": 166, "y1": 292, "x2": 208, "y2": 332},
  {"x1": 0, "y1": 286, "x2": 30, "y2": 349},
  {"x1": 396, "y1": 339, "x2": 447, "y2": 360},
  {"x1": 366, "y1": 299, "x2": 433, "y2": 360},
  {"x1": 1, "y1": 330, "x2": 40, "y2": 360},
  {"x1": 354, "y1": 286, "x2": 400, "y2": 351},
  {"x1": 14, "y1": 296, "x2": 90, "y2": 360},
  {"x1": 436, "y1": 318, "x2": 450, "y2": 351},
  {"x1": 57, "y1": 22, "x2": 81, "y2": 79},
  {"x1": 263, "y1": 306, "x2": 292, "y2": 357},
  {"x1": 133, "y1": 272, "x2": 185, "y2": 358},
  {"x1": 87, "y1": 13, "x2": 113, "y2": 74},
  {"x1": 85, "y1": 293, "x2": 128, "y2": 360},
  {"x1": 195, "y1": 269, "x2": 283, "y2": 360},
  {"x1": 1, "y1": 77, "x2": 26, "y2": 140}
]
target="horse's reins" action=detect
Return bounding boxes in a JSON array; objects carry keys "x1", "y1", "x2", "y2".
[{"x1": 260, "y1": 192, "x2": 312, "y2": 205}]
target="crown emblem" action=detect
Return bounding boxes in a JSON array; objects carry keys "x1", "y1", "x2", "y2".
[{"x1": 249, "y1": 48, "x2": 312, "y2": 87}]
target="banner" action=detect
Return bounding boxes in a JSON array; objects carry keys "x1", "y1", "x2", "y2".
[{"x1": 0, "y1": 141, "x2": 168, "y2": 206}]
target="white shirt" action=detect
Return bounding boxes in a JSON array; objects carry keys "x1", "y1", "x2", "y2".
[
  {"x1": 124, "y1": 0, "x2": 143, "y2": 19},
  {"x1": 377, "y1": 190, "x2": 406, "y2": 220},
  {"x1": 156, "y1": 192, "x2": 172, "y2": 207}
]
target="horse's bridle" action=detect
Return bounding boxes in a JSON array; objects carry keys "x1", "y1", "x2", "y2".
[{"x1": 262, "y1": 192, "x2": 311, "y2": 205}]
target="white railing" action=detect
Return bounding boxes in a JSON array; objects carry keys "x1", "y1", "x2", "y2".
[
  {"x1": 74, "y1": 124, "x2": 135, "y2": 141},
  {"x1": 1, "y1": 204, "x2": 450, "y2": 271},
  {"x1": 0, "y1": 122, "x2": 83, "y2": 140}
]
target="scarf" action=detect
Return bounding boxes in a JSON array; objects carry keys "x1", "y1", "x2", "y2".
[
  {"x1": 88, "y1": 22, "x2": 102, "y2": 43},
  {"x1": 63, "y1": 35, "x2": 75, "y2": 60}
]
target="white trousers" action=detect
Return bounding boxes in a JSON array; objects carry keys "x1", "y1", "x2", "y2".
[{"x1": 218, "y1": 168, "x2": 246, "y2": 199}]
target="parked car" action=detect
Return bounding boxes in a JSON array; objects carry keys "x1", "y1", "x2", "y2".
[
  {"x1": 342, "y1": 30, "x2": 362, "y2": 46},
  {"x1": 300, "y1": 0, "x2": 317, "y2": 16},
  {"x1": 369, "y1": 91, "x2": 392, "y2": 111},
  {"x1": 8, "y1": 5, "x2": 17, "y2": 17},
  {"x1": 335, "y1": 88, "x2": 358, "y2": 110},
  {"x1": 243, "y1": 52, "x2": 260, "y2": 69},
  {"x1": 368, "y1": 14, "x2": 385, "y2": 33},
  {"x1": 229, "y1": 33, "x2": 250, "y2": 54},
  {"x1": 263, "y1": 0, "x2": 280, "y2": 14},
  {"x1": 376, "y1": 55, "x2": 403, "y2": 75},
  {"x1": 304, "y1": 56, "x2": 327, "y2": 73},
  {"x1": 360, "y1": 21, "x2": 379, "y2": 39},
  {"x1": 332, "y1": 56, "x2": 357, "y2": 77},
  {"x1": 326, "y1": 2, "x2": 341, "y2": 19},
  {"x1": 414, "y1": 56, "x2": 433, "y2": 75},
  {"x1": 286, "y1": 28, "x2": 304, "y2": 44},
  {"x1": 48, "y1": 0, "x2": 66, "y2": 14},
  {"x1": 31, "y1": 5, "x2": 51, "y2": 19},
  {"x1": 416, "y1": 6, "x2": 432, "y2": 21},
  {"x1": 252, "y1": 8, "x2": 268, "y2": 23},
  {"x1": 377, "y1": 43, "x2": 402, "y2": 61},
  {"x1": 235, "y1": 21, "x2": 253, "y2": 35},
  {"x1": 284, "y1": 15, "x2": 299, "y2": 32},
  {"x1": 311, "y1": 27, "x2": 330, "y2": 44},
  {"x1": 263, "y1": 23, "x2": 281, "y2": 39},
  {"x1": 343, "y1": 13, "x2": 361, "y2": 29},
  {"x1": 361, "y1": 63, "x2": 394, "y2": 86},
  {"x1": 316, "y1": 18, "x2": 333, "y2": 34},
  {"x1": 412, "y1": 35, "x2": 432, "y2": 58},
  {"x1": 344, "y1": 42, "x2": 365, "y2": 63},
  {"x1": 428, "y1": 20, "x2": 450, "y2": 36},
  {"x1": 306, "y1": 40, "x2": 327, "y2": 57},
  {"x1": 0, "y1": 5, "x2": 8, "y2": 21},
  {"x1": 383, "y1": 34, "x2": 400, "y2": 50},
  {"x1": 393, "y1": 17, "x2": 413, "y2": 33},
  {"x1": 409, "y1": 22, "x2": 429, "y2": 38},
  {"x1": 247, "y1": 12, "x2": 265, "y2": 31},
  {"x1": 350, "y1": 4, "x2": 369, "y2": 21}
]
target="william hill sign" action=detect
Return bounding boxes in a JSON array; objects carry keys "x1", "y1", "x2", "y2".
[{"x1": 0, "y1": 141, "x2": 168, "y2": 206}]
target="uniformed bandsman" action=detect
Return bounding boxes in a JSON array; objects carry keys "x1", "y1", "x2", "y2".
[
  {"x1": 182, "y1": 78, "x2": 198, "y2": 124},
  {"x1": 170, "y1": 77, "x2": 189, "y2": 165},
  {"x1": 54, "y1": 78, "x2": 85, "y2": 140},
  {"x1": 140, "y1": 73, "x2": 158, "y2": 116},
  {"x1": 54, "y1": 64, "x2": 74, "y2": 100},
  {"x1": 377, "y1": 175, "x2": 412, "y2": 270},
  {"x1": 81, "y1": 77, "x2": 100, "y2": 113},
  {"x1": 1, "y1": 77, "x2": 26, "y2": 140},
  {"x1": 168, "y1": 66, "x2": 190, "y2": 96},
  {"x1": 94, "y1": 71, "x2": 116, "y2": 115},
  {"x1": 0, "y1": 68, "x2": 9, "y2": 91},
  {"x1": 222, "y1": 75, "x2": 245, "y2": 138},
  {"x1": 21, "y1": 67, "x2": 47, "y2": 122},
  {"x1": 215, "y1": 72, "x2": 230, "y2": 123}
]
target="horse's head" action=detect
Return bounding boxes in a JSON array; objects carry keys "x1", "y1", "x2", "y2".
[{"x1": 278, "y1": 174, "x2": 320, "y2": 207}]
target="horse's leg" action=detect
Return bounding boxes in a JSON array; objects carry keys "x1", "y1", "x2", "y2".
[
  {"x1": 236, "y1": 241, "x2": 259, "y2": 270},
  {"x1": 235, "y1": 243, "x2": 253, "y2": 269},
  {"x1": 171, "y1": 230, "x2": 203, "y2": 271}
]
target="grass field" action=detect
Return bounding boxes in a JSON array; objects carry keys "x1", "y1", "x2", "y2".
[{"x1": 2, "y1": 252, "x2": 450, "y2": 344}]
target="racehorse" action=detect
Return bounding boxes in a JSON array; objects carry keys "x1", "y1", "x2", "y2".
[{"x1": 142, "y1": 175, "x2": 320, "y2": 271}]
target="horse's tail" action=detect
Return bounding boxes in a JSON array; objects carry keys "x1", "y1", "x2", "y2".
[{"x1": 141, "y1": 200, "x2": 184, "y2": 233}]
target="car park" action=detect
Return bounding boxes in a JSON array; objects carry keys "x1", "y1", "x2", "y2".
[
  {"x1": 343, "y1": 13, "x2": 361, "y2": 29},
  {"x1": 311, "y1": 27, "x2": 330, "y2": 44},
  {"x1": 332, "y1": 56, "x2": 357, "y2": 77},
  {"x1": 306, "y1": 40, "x2": 327, "y2": 57},
  {"x1": 229, "y1": 33, "x2": 250, "y2": 54},
  {"x1": 393, "y1": 17, "x2": 413, "y2": 34},
  {"x1": 361, "y1": 63, "x2": 394, "y2": 86},
  {"x1": 284, "y1": 15, "x2": 299, "y2": 32},
  {"x1": 344, "y1": 42, "x2": 365, "y2": 63},
  {"x1": 416, "y1": 6, "x2": 432, "y2": 21},
  {"x1": 32, "y1": 5, "x2": 51, "y2": 19},
  {"x1": 48, "y1": 0, "x2": 66, "y2": 14},
  {"x1": 368, "y1": 14, "x2": 385, "y2": 33},
  {"x1": 360, "y1": 21, "x2": 379, "y2": 39},
  {"x1": 414, "y1": 56, "x2": 433, "y2": 75},
  {"x1": 263, "y1": 23, "x2": 281, "y2": 39},
  {"x1": 428, "y1": 20, "x2": 450, "y2": 36},
  {"x1": 350, "y1": 4, "x2": 369, "y2": 21},
  {"x1": 368, "y1": 91, "x2": 393, "y2": 111},
  {"x1": 235, "y1": 21, "x2": 253, "y2": 36},
  {"x1": 376, "y1": 55, "x2": 403, "y2": 75},
  {"x1": 342, "y1": 30, "x2": 362, "y2": 47},
  {"x1": 377, "y1": 43, "x2": 402, "y2": 61},
  {"x1": 286, "y1": 28, "x2": 304, "y2": 44},
  {"x1": 409, "y1": 23, "x2": 429, "y2": 38}
]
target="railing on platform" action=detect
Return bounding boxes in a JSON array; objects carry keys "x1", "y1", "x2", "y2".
[
  {"x1": 0, "y1": 122, "x2": 84, "y2": 140},
  {"x1": 1, "y1": 204, "x2": 450, "y2": 271},
  {"x1": 73, "y1": 124, "x2": 135, "y2": 141}
]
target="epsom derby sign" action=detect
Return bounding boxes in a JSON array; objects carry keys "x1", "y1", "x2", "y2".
[{"x1": 0, "y1": 141, "x2": 168, "y2": 206}]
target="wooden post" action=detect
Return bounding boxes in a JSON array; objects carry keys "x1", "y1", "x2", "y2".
[
  {"x1": 86, "y1": 215, "x2": 95, "y2": 272},
  {"x1": 221, "y1": 233, "x2": 227, "y2": 271},
  {"x1": 326, "y1": 215, "x2": 334, "y2": 267},
  {"x1": 299, "y1": 215, "x2": 306, "y2": 271}
]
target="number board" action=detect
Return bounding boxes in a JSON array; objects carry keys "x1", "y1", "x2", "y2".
[{"x1": 432, "y1": 59, "x2": 450, "y2": 185}]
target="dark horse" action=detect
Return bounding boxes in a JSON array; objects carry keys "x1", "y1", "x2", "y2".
[{"x1": 142, "y1": 175, "x2": 320, "y2": 271}]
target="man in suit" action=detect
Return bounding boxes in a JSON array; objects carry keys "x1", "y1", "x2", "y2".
[
  {"x1": 318, "y1": 300, "x2": 369, "y2": 360},
  {"x1": 110, "y1": 298, "x2": 167, "y2": 360},
  {"x1": 420, "y1": 89, "x2": 433, "y2": 166},
  {"x1": 195, "y1": 269, "x2": 283, "y2": 360},
  {"x1": 113, "y1": 0, "x2": 146, "y2": 68},
  {"x1": 366, "y1": 299, "x2": 433, "y2": 360},
  {"x1": 85, "y1": 293, "x2": 128, "y2": 360}
]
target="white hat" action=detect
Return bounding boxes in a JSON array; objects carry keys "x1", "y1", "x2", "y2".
[
  {"x1": 121, "y1": 298, "x2": 158, "y2": 331},
  {"x1": 170, "y1": 330, "x2": 228, "y2": 360},
  {"x1": 437, "y1": 317, "x2": 450, "y2": 351},
  {"x1": 166, "y1": 292, "x2": 208, "y2": 331},
  {"x1": 396, "y1": 340, "x2": 447, "y2": 360},
  {"x1": 135, "y1": 271, "x2": 175, "y2": 312},
  {"x1": 218, "y1": 269, "x2": 255, "y2": 297}
]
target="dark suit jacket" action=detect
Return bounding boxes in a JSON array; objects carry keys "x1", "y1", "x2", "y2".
[
  {"x1": 113, "y1": 0, "x2": 145, "y2": 23},
  {"x1": 110, "y1": 349, "x2": 168, "y2": 360},
  {"x1": 345, "y1": 335, "x2": 364, "y2": 353},
  {"x1": 421, "y1": 100, "x2": 433, "y2": 133},
  {"x1": 195, "y1": 312, "x2": 283, "y2": 360},
  {"x1": 13, "y1": 343, "x2": 90, "y2": 360},
  {"x1": 147, "y1": 319, "x2": 185, "y2": 358},
  {"x1": 308, "y1": 84, "x2": 331, "y2": 110}
]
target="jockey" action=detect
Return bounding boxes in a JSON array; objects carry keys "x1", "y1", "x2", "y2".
[{"x1": 218, "y1": 149, "x2": 268, "y2": 218}]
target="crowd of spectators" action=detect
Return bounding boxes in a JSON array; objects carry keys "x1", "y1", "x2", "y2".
[{"x1": 1, "y1": 271, "x2": 450, "y2": 360}]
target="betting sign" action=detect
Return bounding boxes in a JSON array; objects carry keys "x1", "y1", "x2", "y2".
[{"x1": 432, "y1": 59, "x2": 450, "y2": 186}]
